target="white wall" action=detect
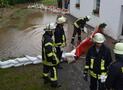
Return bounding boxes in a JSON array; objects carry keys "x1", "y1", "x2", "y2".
[
  {"x1": 70, "y1": 0, "x2": 123, "y2": 40},
  {"x1": 70, "y1": 0, "x2": 81, "y2": 18},
  {"x1": 100, "y1": 0, "x2": 122, "y2": 40}
]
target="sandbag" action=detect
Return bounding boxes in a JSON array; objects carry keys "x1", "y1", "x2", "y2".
[
  {"x1": 37, "y1": 55, "x2": 42, "y2": 60},
  {"x1": 16, "y1": 57, "x2": 32, "y2": 66},
  {"x1": 0, "y1": 60, "x2": 13, "y2": 68},
  {"x1": 25, "y1": 55, "x2": 42, "y2": 64}
]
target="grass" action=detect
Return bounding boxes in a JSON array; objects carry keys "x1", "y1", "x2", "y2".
[
  {"x1": 41, "y1": 0, "x2": 57, "y2": 6},
  {"x1": 0, "y1": 64, "x2": 53, "y2": 90}
]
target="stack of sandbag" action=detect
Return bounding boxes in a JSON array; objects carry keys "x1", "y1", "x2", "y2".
[
  {"x1": 14, "y1": 57, "x2": 32, "y2": 67},
  {"x1": 0, "y1": 60, "x2": 15, "y2": 69},
  {"x1": 25, "y1": 55, "x2": 42, "y2": 64}
]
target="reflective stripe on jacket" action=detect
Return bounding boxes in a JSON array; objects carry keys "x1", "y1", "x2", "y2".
[
  {"x1": 54, "y1": 24, "x2": 66, "y2": 47},
  {"x1": 73, "y1": 17, "x2": 86, "y2": 29},
  {"x1": 42, "y1": 32, "x2": 59, "y2": 66},
  {"x1": 84, "y1": 44, "x2": 112, "y2": 79}
]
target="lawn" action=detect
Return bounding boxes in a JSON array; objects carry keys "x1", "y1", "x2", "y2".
[
  {"x1": 41, "y1": 0, "x2": 57, "y2": 6},
  {"x1": 0, "y1": 64, "x2": 53, "y2": 90}
]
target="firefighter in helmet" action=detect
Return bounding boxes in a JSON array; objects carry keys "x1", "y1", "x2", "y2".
[
  {"x1": 54, "y1": 16, "x2": 66, "y2": 68},
  {"x1": 83, "y1": 33, "x2": 112, "y2": 90},
  {"x1": 71, "y1": 16, "x2": 91, "y2": 45},
  {"x1": 106, "y1": 42, "x2": 123, "y2": 90},
  {"x1": 92, "y1": 23, "x2": 107, "y2": 37},
  {"x1": 42, "y1": 23, "x2": 61, "y2": 88}
]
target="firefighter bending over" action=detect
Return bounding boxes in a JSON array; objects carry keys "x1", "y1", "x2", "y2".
[
  {"x1": 42, "y1": 23, "x2": 61, "y2": 88},
  {"x1": 71, "y1": 16, "x2": 91, "y2": 45},
  {"x1": 83, "y1": 33, "x2": 112, "y2": 90}
]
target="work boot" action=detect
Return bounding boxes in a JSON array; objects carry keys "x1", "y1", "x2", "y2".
[
  {"x1": 51, "y1": 81, "x2": 61, "y2": 88},
  {"x1": 42, "y1": 76, "x2": 50, "y2": 84}
]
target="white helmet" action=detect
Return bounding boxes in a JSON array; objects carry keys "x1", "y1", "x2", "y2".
[
  {"x1": 86, "y1": 15, "x2": 91, "y2": 20},
  {"x1": 45, "y1": 23, "x2": 56, "y2": 31},
  {"x1": 57, "y1": 16, "x2": 66, "y2": 24},
  {"x1": 114, "y1": 43, "x2": 123, "y2": 54},
  {"x1": 93, "y1": 33, "x2": 105, "y2": 43}
]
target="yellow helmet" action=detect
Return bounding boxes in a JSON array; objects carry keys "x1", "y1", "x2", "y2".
[
  {"x1": 93, "y1": 33, "x2": 105, "y2": 43},
  {"x1": 57, "y1": 16, "x2": 66, "y2": 24},
  {"x1": 114, "y1": 43, "x2": 123, "y2": 54}
]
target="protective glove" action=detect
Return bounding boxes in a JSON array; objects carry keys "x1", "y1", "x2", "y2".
[
  {"x1": 100, "y1": 75, "x2": 107, "y2": 83},
  {"x1": 83, "y1": 73, "x2": 88, "y2": 81}
]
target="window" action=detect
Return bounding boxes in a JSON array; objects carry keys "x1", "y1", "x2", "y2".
[
  {"x1": 93, "y1": 0, "x2": 100, "y2": 16},
  {"x1": 75, "y1": 0, "x2": 80, "y2": 8}
]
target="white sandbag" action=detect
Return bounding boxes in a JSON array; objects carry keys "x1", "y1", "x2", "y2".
[
  {"x1": 37, "y1": 55, "x2": 42, "y2": 60},
  {"x1": 25, "y1": 55, "x2": 38, "y2": 61},
  {"x1": 0, "y1": 64, "x2": 14, "y2": 69},
  {"x1": 13, "y1": 58, "x2": 24, "y2": 67},
  {"x1": 8, "y1": 59, "x2": 18, "y2": 65},
  {"x1": 16, "y1": 57, "x2": 32, "y2": 66},
  {"x1": 0, "y1": 60, "x2": 11, "y2": 66},
  {"x1": 16, "y1": 57, "x2": 30, "y2": 63},
  {"x1": 25, "y1": 55, "x2": 41, "y2": 64},
  {"x1": 33, "y1": 60, "x2": 42, "y2": 64},
  {"x1": 0, "y1": 60, "x2": 14, "y2": 68},
  {"x1": 24, "y1": 61, "x2": 32, "y2": 66},
  {"x1": 14, "y1": 63, "x2": 24, "y2": 67}
]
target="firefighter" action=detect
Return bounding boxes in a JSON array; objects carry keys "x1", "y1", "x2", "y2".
[
  {"x1": 71, "y1": 16, "x2": 91, "y2": 45},
  {"x1": 91, "y1": 23, "x2": 107, "y2": 37},
  {"x1": 42, "y1": 23, "x2": 61, "y2": 88},
  {"x1": 106, "y1": 42, "x2": 123, "y2": 90},
  {"x1": 54, "y1": 16, "x2": 66, "y2": 68},
  {"x1": 83, "y1": 33, "x2": 112, "y2": 90}
]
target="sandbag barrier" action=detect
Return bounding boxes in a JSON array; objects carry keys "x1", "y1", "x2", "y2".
[
  {"x1": 0, "y1": 55, "x2": 42, "y2": 69},
  {"x1": 27, "y1": 4, "x2": 69, "y2": 14},
  {"x1": 0, "y1": 50, "x2": 76, "y2": 69}
]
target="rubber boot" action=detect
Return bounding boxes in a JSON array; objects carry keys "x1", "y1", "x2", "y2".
[
  {"x1": 51, "y1": 81, "x2": 61, "y2": 88},
  {"x1": 42, "y1": 76, "x2": 50, "y2": 84}
]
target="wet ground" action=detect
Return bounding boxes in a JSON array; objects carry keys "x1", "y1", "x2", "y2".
[
  {"x1": 0, "y1": 7, "x2": 73, "y2": 60},
  {"x1": 0, "y1": 5, "x2": 116, "y2": 90}
]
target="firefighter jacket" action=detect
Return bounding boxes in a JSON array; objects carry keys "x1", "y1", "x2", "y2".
[
  {"x1": 42, "y1": 32, "x2": 59, "y2": 66},
  {"x1": 106, "y1": 59, "x2": 123, "y2": 90},
  {"x1": 84, "y1": 44, "x2": 112, "y2": 79},
  {"x1": 54, "y1": 24, "x2": 66, "y2": 47},
  {"x1": 73, "y1": 18, "x2": 87, "y2": 29}
]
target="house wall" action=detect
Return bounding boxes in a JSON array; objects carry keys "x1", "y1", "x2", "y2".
[{"x1": 70, "y1": 0, "x2": 123, "y2": 40}]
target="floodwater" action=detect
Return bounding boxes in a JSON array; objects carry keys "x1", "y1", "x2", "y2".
[{"x1": 0, "y1": 9, "x2": 73, "y2": 60}]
